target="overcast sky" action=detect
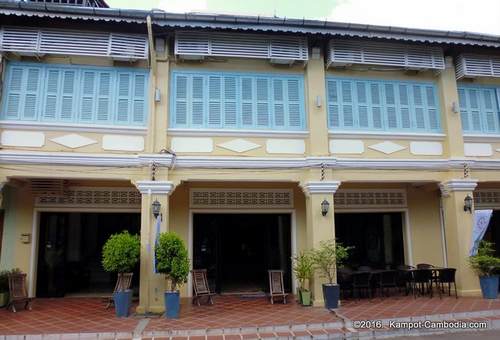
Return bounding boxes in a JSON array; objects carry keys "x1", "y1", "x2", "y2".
[{"x1": 107, "y1": 0, "x2": 500, "y2": 36}]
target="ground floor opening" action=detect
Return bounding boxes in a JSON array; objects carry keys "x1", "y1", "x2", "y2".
[
  {"x1": 335, "y1": 212, "x2": 406, "y2": 269},
  {"x1": 36, "y1": 212, "x2": 140, "y2": 297},
  {"x1": 192, "y1": 213, "x2": 292, "y2": 295}
]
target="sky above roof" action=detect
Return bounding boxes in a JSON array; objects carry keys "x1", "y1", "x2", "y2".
[{"x1": 106, "y1": 0, "x2": 500, "y2": 36}]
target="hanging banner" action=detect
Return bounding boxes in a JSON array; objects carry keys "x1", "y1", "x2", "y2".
[
  {"x1": 152, "y1": 214, "x2": 162, "y2": 273},
  {"x1": 469, "y1": 209, "x2": 493, "y2": 256}
]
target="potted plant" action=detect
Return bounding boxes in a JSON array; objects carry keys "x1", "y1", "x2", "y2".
[
  {"x1": 468, "y1": 241, "x2": 500, "y2": 299},
  {"x1": 292, "y1": 251, "x2": 314, "y2": 306},
  {"x1": 311, "y1": 240, "x2": 351, "y2": 309},
  {"x1": 102, "y1": 231, "x2": 140, "y2": 317},
  {"x1": 155, "y1": 231, "x2": 190, "y2": 319}
]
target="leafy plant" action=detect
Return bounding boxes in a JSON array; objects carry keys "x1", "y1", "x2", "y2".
[
  {"x1": 311, "y1": 240, "x2": 352, "y2": 284},
  {"x1": 0, "y1": 268, "x2": 22, "y2": 292},
  {"x1": 102, "y1": 231, "x2": 140, "y2": 274},
  {"x1": 292, "y1": 251, "x2": 314, "y2": 292},
  {"x1": 155, "y1": 232, "x2": 190, "y2": 291},
  {"x1": 469, "y1": 241, "x2": 500, "y2": 277}
]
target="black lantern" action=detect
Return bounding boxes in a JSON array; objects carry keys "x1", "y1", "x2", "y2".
[
  {"x1": 152, "y1": 199, "x2": 161, "y2": 218},
  {"x1": 464, "y1": 194, "x2": 473, "y2": 213},
  {"x1": 321, "y1": 199, "x2": 330, "y2": 216}
]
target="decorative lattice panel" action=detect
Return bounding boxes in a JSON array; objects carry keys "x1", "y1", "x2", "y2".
[
  {"x1": 334, "y1": 190, "x2": 407, "y2": 209},
  {"x1": 190, "y1": 189, "x2": 294, "y2": 209},
  {"x1": 35, "y1": 187, "x2": 141, "y2": 208},
  {"x1": 474, "y1": 190, "x2": 500, "y2": 209}
]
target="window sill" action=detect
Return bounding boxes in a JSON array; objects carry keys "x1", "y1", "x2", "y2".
[
  {"x1": 0, "y1": 120, "x2": 148, "y2": 135},
  {"x1": 328, "y1": 130, "x2": 446, "y2": 141},
  {"x1": 168, "y1": 128, "x2": 309, "y2": 138},
  {"x1": 463, "y1": 134, "x2": 500, "y2": 142}
]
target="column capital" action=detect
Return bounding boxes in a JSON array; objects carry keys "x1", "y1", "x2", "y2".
[
  {"x1": 301, "y1": 181, "x2": 341, "y2": 195},
  {"x1": 439, "y1": 179, "x2": 478, "y2": 197},
  {"x1": 134, "y1": 180, "x2": 174, "y2": 195}
]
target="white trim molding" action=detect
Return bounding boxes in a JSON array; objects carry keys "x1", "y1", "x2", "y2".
[
  {"x1": 439, "y1": 179, "x2": 478, "y2": 197},
  {"x1": 0, "y1": 120, "x2": 148, "y2": 135},
  {"x1": 301, "y1": 181, "x2": 341, "y2": 195},
  {"x1": 135, "y1": 180, "x2": 175, "y2": 195},
  {"x1": 168, "y1": 128, "x2": 309, "y2": 139},
  {"x1": 328, "y1": 131, "x2": 446, "y2": 141}
]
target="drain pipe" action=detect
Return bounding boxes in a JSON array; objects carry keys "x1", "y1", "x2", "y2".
[{"x1": 439, "y1": 195, "x2": 449, "y2": 268}]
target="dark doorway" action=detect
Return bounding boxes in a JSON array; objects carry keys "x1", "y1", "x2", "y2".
[
  {"x1": 335, "y1": 212, "x2": 405, "y2": 269},
  {"x1": 483, "y1": 210, "x2": 500, "y2": 258},
  {"x1": 193, "y1": 213, "x2": 292, "y2": 294},
  {"x1": 36, "y1": 212, "x2": 140, "y2": 297}
]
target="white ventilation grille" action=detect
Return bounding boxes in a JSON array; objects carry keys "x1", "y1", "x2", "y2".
[
  {"x1": 35, "y1": 187, "x2": 141, "y2": 208},
  {"x1": 190, "y1": 189, "x2": 294, "y2": 209},
  {"x1": 474, "y1": 190, "x2": 500, "y2": 209},
  {"x1": 30, "y1": 179, "x2": 66, "y2": 197},
  {"x1": 456, "y1": 54, "x2": 500, "y2": 79},
  {"x1": 327, "y1": 40, "x2": 445, "y2": 70},
  {"x1": 334, "y1": 189, "x2": 407, "y2": 209},
  {"x1": 0, "y1": 26, "x2": 148, "y2": 60},
  {"x1": 175, "y1": 31, "x2": 308, "y2": 64}
]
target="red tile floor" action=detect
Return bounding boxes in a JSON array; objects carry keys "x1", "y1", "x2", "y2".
[{"x1": 1, "y1": 295, "x2": 499, "y2": 336}]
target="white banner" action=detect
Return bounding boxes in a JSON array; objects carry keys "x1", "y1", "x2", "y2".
[{"x1": 469, "y1": 209, "x2": 493, "y2": 256}]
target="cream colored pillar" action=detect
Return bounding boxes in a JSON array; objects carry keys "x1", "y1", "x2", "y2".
[
  {"x1": 302, "y1": 181, "x2": 340, "y2": 306},
  {"x1": 438, "y1": 56, "x2": 465, "y2": 158},
  {"x1": 305, "y1": 48, "x2": 330, "y2": 156},
  {"x1": 439, "y1": 179, "x2": 479, "y2": 296},
  {"x1": 134, "y1": 180, "x2": 174, "y2": 314}
]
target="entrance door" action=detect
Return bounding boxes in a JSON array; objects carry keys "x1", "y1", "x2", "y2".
[
  {"x1": 36, "y1": 212, "x2": 140, "y2": 297},
  {"x1": 193, "y1": 213, "x2": 292, "y2": 294}
]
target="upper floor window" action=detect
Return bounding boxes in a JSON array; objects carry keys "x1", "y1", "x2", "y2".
[
  {"x1": 458, "y1": 86, "x2": 500, "y2": 134},
  {"x1": 0, "y1": 62, "x2": 149, "y2": 126},
  {"x1": 327, "y1": 77, "x2": 441, "y2": 133},
  {"x1": 170, "y1": 71, "x2": 306, "y2": 131}
]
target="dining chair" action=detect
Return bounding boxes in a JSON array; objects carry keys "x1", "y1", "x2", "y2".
[
  {"x1": 377, "y1": 270, "x2": 398, "y2": 297},
  {"x1": 352, "y1": 272, "x2": 373, "y2": 299},
  {"x1": 412, "y1": 269, "x2": 433, "y2": 298},
  {"x1": 435, "y1": 268, "x2": 458, "y2": 299}
]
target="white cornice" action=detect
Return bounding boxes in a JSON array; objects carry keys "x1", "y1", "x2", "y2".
[
  {"x1": 301, "y1": 181, "x2": 341, "y2": 195},
  {"x1": 439, "y1": 179, "x2": 478, "y2": 197},
  {"x1": 328, "y1": 131, "x2": 446, "y2": 141},
  {"x1": 135, "y1": 180, "x2": 174, "y2": 195},
  {"x1": 168, "y1": 128, "x2": 309, "y2": 138},
  {"x1": 0, "y1": 121, "x2": 148, "y2": 135}
]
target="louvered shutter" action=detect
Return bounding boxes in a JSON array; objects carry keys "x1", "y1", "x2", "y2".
[
  {"x1": 223, "y1": 76, "x2": 238, "y2": 127},
  {"x1": 173, "y1": 74, "x2": 188, "y2": 126},
  {"x1": 42, "y1": 68, "x2": 61, "y2": 121},
  {"x1": 458, "y1": 88, "x2": 470, "y2": 132},
  {"x1": 481, "y1": 89, "x2": 499, "y2": 133},
  {"x1": 60, "y1": 70, "x2": 77, "y2": 121},
  {"x1": 80, "y1": 71, "x2": 97, "y2": 122},
  {"x1": 369, "y1": 83, "x2": 383, "y2": 129},
  {"x1": 340, "y1": 81, "x2": 354, "y2": 128},
  {"x1": 398, "y1": 84, "x2": 411, "y2": 129},
  {"x1": 384, "y1": 83, "x2": 398, "y2": 129},
  {"x1": 327, "y1": 79, "x2": 340, "y2": 128},
  {"x1": 208, "y1": 75, "x2": 222, "y2": 127},
  {"x1": 468, "y1": 89, "x2": 482, "y2": 132},
  {"x1": 191, "y1": 76, "x2": 205, "y2": 126},
  {"x1": 355, "y1": 81, "x2": 369, "y2": 128},
  {"x1": 94, "y1": 72, "x2": 112, "y2": 123},
  {"x1": 22, "y1": 67, "x2": 42, "y2": 120},
  {"x1": 273, "y1": 79, "x2": 285, "y2": 127},
  {"x1": 132, "y1": 73, "x2": 147, "y2": 124},
  {"x1": 425, "y1": 86, "x2": 440, "y2": 131},
  {"x1": 116, "y1": 72, "x2": 131, "y2": 124},
  {"x1": 413, "y1": 85, "x2": 426, "y2": 130},
  {"x1": 287, "y1": 78, "x2": 302, "y2": 129},
  {"x1": 256, "y1": 78, "x2": 270, "y2": 127},
  {"x1": 3, "y1": 67, "x2": 24, "y2": 119},
  {"x1": 241, "y1": 77, "x2": 254, "y2": 127}
]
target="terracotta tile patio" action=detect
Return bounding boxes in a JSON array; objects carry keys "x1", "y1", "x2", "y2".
[{"x1": 0, "y1": 295, "x2": 499, "y2": 336}]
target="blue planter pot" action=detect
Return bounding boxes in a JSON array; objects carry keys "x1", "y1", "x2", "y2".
[
  {"x1": 113, "y1": 290, "x2": 132, "y2": 317},
  {"x1": 164, "y1": 291, "x2": 180, "y2": 318},
  {"x1": 479, "y1": 276, "x2": 499, "y2": 299},
  {"x1": 322, "y1": 284, "x2": 340, "y2": 310}
]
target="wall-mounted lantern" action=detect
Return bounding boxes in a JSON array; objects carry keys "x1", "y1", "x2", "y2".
[
  {"x1": 152, "y1": 199, "x2": 162, "y2": 218},
  {"x1": 321, "y1": 199, "x2": 330, "y2": 216},
  {"x1": 464, "y1": 194, "x2": 473, "y2": 213}
]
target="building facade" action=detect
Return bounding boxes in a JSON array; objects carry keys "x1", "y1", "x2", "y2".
[{"x1": 1, "y1": 1, "x2": 500, "y2": 313}]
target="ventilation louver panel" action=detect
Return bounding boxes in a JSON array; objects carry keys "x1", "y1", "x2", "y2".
[
  {"x1": 456, "y1": 54, "x2": 500, "y2": 79},
  {"x1": 30, "y1": 179, "x2": 66, "y2": 197},
  {"x1": 175, "y1": 31, "x2": 308, "y2": 64},
  {"x1": 0, "y1": 26, "x2": 148, "y2": 60},
  {"x1": 327, "y1": 40, "x2": 445, "y2": 70}
]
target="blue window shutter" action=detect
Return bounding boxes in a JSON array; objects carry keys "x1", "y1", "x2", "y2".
[
  {"x1": 42, "y1": 68, "x2": 61, "y2": 121},
  {"x1": 60, "y1": 70, "x2": 77, "y2": 121},
  {"x1": 208, "y1": 75, "x2": 222, "y2": 127},
  {"x1": 80, "y1": 71, "x2": 97, "y2": 122},
  {"x1": 384, "y1": 83, "x2": 398, "y2": 129},
  {"x1": 223, "y1": 76, "x2": 238, "y2": 127},
  {"x1": 3, "y1": 67, "x2": 25, "y2": 119},
  {"x1": 273, "y1": 78, "x2": 285, "y2": 127},
  {"x1": 425, "y1": 86, "x2": 440, "y2": 131},
  {"x1": 256, "y1": 78, "x2": 270, "y2": 127},
  {"x1": 480, "y1": 89, "x2": 498, "y2": 133},
  {"x1": 327, "y1": 79, "x2": 340, "y2": 128},
  {"x1": 173, "y1": 74, "x2": 188, "y2": 126},
  {"x1": 340, "y1": 81, "x2": 354, "y2": 128},
  {"x1": 22, "y1": 67, "x2": 42, "y2": 120},
  {"x1": 191, "y1": 76, "x2": 205, "y2": 127},
  {"x1": 287, "y1": 78, "x2": 302, "y2": 129},
  {"x1": 95, "y1": 72, "x2": 112, "y2": 123},
  {"x1": 356, "y1": 81, "x2": 368, "y2": 128},
  {"x1": 369, "y1": 82, "x2": 383, "y2": 129},
  {"x1": 412, "y1": 85, "x2": 426, "y2": 130},
  {"x1": 241, "y1": 77, "x2": 254, "y2": 127},
  {"x1": 458, "y1": 88, "x2": 470, "y2": 132},
  {"x1": 398, "y1": 84, "x2": 411, "y2": 129},
  {"x1": 468, "y1": 89, "x2": 482, "y2": 132},
  {"x1": 116, "y1": 72, "x2": 131, "y2": 124},
  {"x1": 132, "y1": 73, "x2": 147, "y2": 124}
]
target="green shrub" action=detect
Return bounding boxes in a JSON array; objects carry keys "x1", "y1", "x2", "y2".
[
  {"x1": 469, "y1": 241, "x2": 500, "y2": 277},
  {"x1": 102, "y1": 231, "x2": 140, "y2": 274},
  {"x1": 0, "y1": 268, "x2": 22, "y2": 292},
  {"x1": 292, "y1": 251, "x2": 314, "y2": 292},
  {"x1": 311, "y1": 240, "x2": 352, "y2": 284},
  {"x1": 155, "y1": 232, "x2": 190, "y2": 291}
]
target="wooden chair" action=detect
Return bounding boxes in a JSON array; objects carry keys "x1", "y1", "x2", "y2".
[
  {"x1": 268, "y1": 270, "x2": 287, "y2": 304},
  {"x1": 7, "y1": 273, "x2": 32, "y2": 312},
  {"x1": 105, "y1": 273, "x2": 133, "y2": 309},
  {"x1": 191, "y1": 269, "x2": 215, "y2": 306}
]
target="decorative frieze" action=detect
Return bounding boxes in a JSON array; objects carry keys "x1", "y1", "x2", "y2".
[{"x1": 190, "y1": 188, "x2": 293, "y2": 209}]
